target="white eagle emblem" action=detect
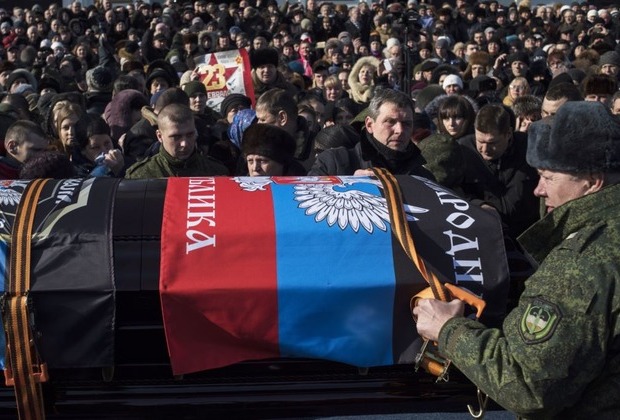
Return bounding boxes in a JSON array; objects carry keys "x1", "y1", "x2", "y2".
[
  {"x1": 0, "y1": 180, "x2": 27, "y2": 206},
  {"x1": 234, "y1": 176, "x2": 430, "y2": 233},
  {"x1": 233, "y1": 176, "x2": 272, "y2": 191},
  {"x1": 294, "y1": 183, "x2": 390, "y2": 233}
]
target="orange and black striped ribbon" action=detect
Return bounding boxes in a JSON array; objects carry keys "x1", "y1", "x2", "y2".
[
  {"x1": 4, "y1": 178, "x2": 49, "y2": 420},
  {"x1": 371, "y1": 168, "x2": 448, "y2": 302}
]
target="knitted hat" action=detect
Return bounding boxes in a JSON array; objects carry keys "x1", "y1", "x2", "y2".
[
  {"x1": 241, "y1": 124, "x2": 296, "y2": 165},
  {"x1": 442, "y1": 74, "x2": 463, "y2": 90},
  {"x1": 527, "y1": 101, "x2": 620, "y2": 173},
  {"x1": 86, "y1": 66, "x2": 113, "y2": 92},
  {"x1": 182, "y1": 80, "x2": 207, "y2": 97},
  {"x1": 599, "y1": 51, "x2": 620, "y2": 68},
  {"x1": 219, "y1": 93, "x2": 251, "y2": 115}
]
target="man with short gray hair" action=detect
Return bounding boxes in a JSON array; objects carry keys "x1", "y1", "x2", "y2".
[{"x1": 309, "y1": 89, "x2": 433, "y2": 179}]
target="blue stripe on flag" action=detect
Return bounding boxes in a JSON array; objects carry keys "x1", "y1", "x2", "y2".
[{"x1": 272, "y1": 180, "x2": 396, "y2": 367}]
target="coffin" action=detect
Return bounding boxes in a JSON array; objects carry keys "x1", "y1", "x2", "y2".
[{"x1": 0, "y1": 176, "x2": 511, "y2": 417}]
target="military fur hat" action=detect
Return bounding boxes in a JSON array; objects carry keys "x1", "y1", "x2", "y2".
[
  {"x1": 468, "y1": 51, "x2": 490, "y2": 67},
  {"x1": 250, "y1": 48, "x2": 279, "y2": 68},
  {"x1": 241, "y1": 124, "x2": 296, "y2": 165},
  {"x1": 527, "y1": 101, "x2": 620, "y2": 173}
]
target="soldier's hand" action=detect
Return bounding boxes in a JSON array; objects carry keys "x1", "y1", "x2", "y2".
[{"x1": 413, "y1": 299, "x2": 464, "y2": 342}]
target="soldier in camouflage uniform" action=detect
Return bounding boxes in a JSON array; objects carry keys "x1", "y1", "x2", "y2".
[
  {"x1": 414, "y1": 101, "x2": 620, "y2": 418},
  {"x1": 125, "y1": 103, "x2": 228, "y2": 179}
]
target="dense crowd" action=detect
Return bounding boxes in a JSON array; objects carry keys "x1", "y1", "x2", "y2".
[
  {"x1": 0, "y1": 1, "x2": 617, "y2": 185},
  {"x1": 1, "y1": 1, "x2": 620, "y2": 418}
]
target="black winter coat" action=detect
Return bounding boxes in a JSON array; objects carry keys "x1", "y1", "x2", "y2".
[
  {"x1": 457, "y1": 132, "x2": 539, "y2": 236},
  {"x1": 308, "y1": 130, "x2": 435, "y2": 180}
]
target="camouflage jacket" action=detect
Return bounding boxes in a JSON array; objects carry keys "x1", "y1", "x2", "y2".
[
  {"x1": 438, "y1": 183, "x2": 620, "y2": 419},
  {"x1": 125, "y1": 147, "x2": 228, "y2": 179},
  {"x1": 416, "y1": 133, "x2": 464, "y2": 194}
]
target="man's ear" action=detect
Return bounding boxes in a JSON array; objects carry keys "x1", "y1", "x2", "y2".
[
  {"x1": 5, "y1": 139, "x2": 17, "y2": 156},
  {"x1": 277, "y1": 110, "x2": 288, "y2": 127},
  {"x1": 585, "y1": 173, "x2": 605, "y2": 195},
  {"x1": 156, "y1": 129, "x2": 163, "y2": 143},
  {"x1": 364, "y1": 115, "x2": 374, "y2": 134}
]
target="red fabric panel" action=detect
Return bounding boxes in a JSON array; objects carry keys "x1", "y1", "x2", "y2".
[{"x1": 160, "y1": 177, "x2": 279, "y2": 375}]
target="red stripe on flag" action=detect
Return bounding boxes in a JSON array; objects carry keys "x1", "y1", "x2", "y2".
[
  {"x1": 239, "y1": 49, "x2": 255, "y2": 106},
  {"x1": 160, "y1": 177, "x2": 280, "y2": 375}
]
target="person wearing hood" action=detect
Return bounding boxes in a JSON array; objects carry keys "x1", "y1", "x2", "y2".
[
  {"x1": 6, "y1": 68, "x2": 38, "y2": 94},
  {"x1": 347, "y1": 55, "x2": 380, "y2": 109}
]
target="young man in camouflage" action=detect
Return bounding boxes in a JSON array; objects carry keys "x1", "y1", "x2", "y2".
[
  {"x1": 414, "y1": 101, "x2": 620, "y2": 418},
  {"x1": 125, "y1": 103, "x2": 228, "y2": 178}
]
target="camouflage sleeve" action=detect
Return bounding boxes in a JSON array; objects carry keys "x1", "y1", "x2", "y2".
[{"x1": 438, "y1": 246, "x2": 610, "y2": 418}]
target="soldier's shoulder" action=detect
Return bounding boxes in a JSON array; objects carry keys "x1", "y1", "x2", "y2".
[
  {"x1": 125, "y1": 156, "x2": 158, "y2": 179},
  {"x1": 558, "y1": 220, "x2": 617, "y2": 255}
]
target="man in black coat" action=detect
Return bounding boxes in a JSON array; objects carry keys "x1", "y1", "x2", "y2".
[
  {"x1": 457, "y1": 104, "x2": 539, "y2": 236},
  {"x1": 308, "y1": 89, "x2": 434, "y2": 180}
]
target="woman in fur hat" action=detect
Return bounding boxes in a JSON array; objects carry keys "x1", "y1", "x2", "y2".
[
  {"x1": 241, "y1": 123, "x2": 306, "y2": 176},
  {"x1": 347, "y1": 56, "x2": 381, "y2": 108}
]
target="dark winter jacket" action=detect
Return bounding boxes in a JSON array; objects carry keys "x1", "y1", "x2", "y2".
[
  {"x1": 309, "y1": 130, "x2": 435, "y2": 180},
  {"x1": 457, "y1": 132, "x2": 539, "y2": 236}
]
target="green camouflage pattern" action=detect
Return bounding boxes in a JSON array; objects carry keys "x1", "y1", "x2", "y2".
[
  {"x1": 438, "y1": 183, "x2": 620, "y2": 419},
  {"x1": 417, "y1": 133, "x2": 464, "y2": 193},
  {"x1": 125, "y1": 147, "x2": 228, "y2": 179}
]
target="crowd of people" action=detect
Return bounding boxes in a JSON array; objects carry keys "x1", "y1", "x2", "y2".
[
  {"x1": 0, "y1": 0, "x2": 619, "y2": 417},
  {"x1": 0, "y1": 0, "x2": 615, "y2": 188}
]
